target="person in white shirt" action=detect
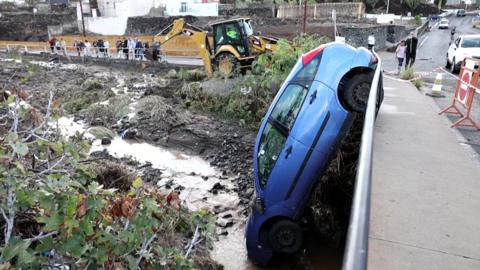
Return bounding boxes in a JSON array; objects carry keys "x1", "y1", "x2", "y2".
[
  {"x1": 368, "y1": 33, "x2": 375, "y2": 50},
  {"x1": 60, "y1": 38, "x2": 67, "y2": 56},
  {"x1": 104, "y1": 40, "x2": 110, "y2": 57},
  {"x1": 84, "y1": 40, "x2": 91, "y2": 57},
  {"x1": 128, "y1": 38, "x2": 135, "y2": 60}
]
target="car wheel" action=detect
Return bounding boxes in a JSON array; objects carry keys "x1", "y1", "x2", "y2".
[
  {"x1": 340, "y1": 72, "x2": 374, "y2": 113},
  {"x1": 268, "y1": 220, "x2": 303, "y2": 254},
  {"x1": 446, "y1": 56, "x2": 452, "y2": 68},
  {"x1": 451, "y1": 57, "x2": 458, "y2": 73}
]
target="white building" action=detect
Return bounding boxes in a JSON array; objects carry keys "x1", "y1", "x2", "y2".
[{"x1": 78, "y1": 0, "x2": 219, "y2": 35}]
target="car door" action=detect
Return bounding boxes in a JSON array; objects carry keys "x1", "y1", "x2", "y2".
[{"x1": 256, "y1": 83, "x2": 310, "y2": 207}]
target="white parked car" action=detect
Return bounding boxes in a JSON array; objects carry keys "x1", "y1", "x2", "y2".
[
  {"x1": 446, "y1": 35, "x2": 480, "y2": 73},
  {"x1": 439, "y1": 19, "x2": 449, "y2": 29}
]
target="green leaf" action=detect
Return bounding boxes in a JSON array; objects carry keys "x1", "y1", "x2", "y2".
[
  {"x1": 132, "y1": 177, "x2": 143, "y2": 189},
  {"x1": 15, "y1": 161, "x2": 26, "y2": 174},
  {"x1": 127, "y1": 255, "x2": 138, "y2": 270},
  {"x1": 66, "y1": 194, "x2": 79, "y2": 219},
  {"x1": 80, "y1": 219, "x2": 94, "y2": 236},
  {"x1": 43, "y1": 214, "x2": 62, "y2": 231},
  {"x1": 12, "y1": 143, "x2": 28, "y2": 156},
  {"x1": 1, "y1": 238, "x2": 31, "y2": 261},
  {"x1": 7, "y1": 95, "x2": 15, "y2": 104},
  {"x1": 63, "y1": 234, "x2": 86, "y2": 257}
]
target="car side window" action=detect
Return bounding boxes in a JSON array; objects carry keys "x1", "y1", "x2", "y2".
[
  {"x1": 455, "y1": 38, "x2": 461, "y2": 47},
  {"x1": 257, "y1": 123, "x2": 286, "y2": 188},
  {"x1": 257, "y1": 84, "x2": 308, "y2": 187}
]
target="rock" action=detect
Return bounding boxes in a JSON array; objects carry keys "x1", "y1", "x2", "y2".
[
  {"x1": 216, "y1": 217, "x2": 234, "y2": 228},
  {"x1": 245, "y1": 188, "x2": 254, "y2": 197},
  {"x1": 218, "y1": 228, "x2": 229, "y2": 236},
  {"x1": 167, "y1": 69, "x2": 177, "y2": 78},
  {"x1": 222, "y1": 213, "x2": 233, "y2": 219},
  {"x1": 121, "y1": 128, "x2": 141, "y2": 140},
  {"x1": 101, "y1": 137, "x2": 111, "y2": 145},
  {"x1": 202, "y1": 176, "x2": 209, "y2": 181},
  {"x1": 210, "y1": 183, "x2": 225, "y2": 194}
]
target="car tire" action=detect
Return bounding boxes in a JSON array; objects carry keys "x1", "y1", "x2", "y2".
[
  {"x1": 340, "y1": 72, "x2": 374, "y2": 113},
  {"x1": 451, "y1": 57, "x2": 459, "y2": 73},
  {"x1": 268, "y1": 220, "x2": 303, "y2": 254},
  {"x1": 446, "y1": 56, "x2": 452, "y2": 69}
]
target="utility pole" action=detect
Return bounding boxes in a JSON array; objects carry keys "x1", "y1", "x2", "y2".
[
  {"x1": 302, "y1": 0, "x2": 307, "y2": 34},
  {"x1": 79, "y1": 0, "x2": 86, "y2": 37},
  {"x1": 437, "y1": 0, "x2": 442, "y2": 12},
  {"x1": 386, "y1": 0, "x2": 390, "y2": 14}
]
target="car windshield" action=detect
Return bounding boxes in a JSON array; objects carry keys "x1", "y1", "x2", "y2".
[{"x1": 462, "y1": 38, "x2": 480, "y2": 48}]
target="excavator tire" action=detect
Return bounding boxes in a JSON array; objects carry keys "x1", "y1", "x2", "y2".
[{"x1": 216, "y1": 53, "x2": 238, "y2": 77}]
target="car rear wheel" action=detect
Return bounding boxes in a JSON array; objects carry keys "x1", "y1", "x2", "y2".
[
  {"x1": 451, "y1": 57, "x2": 459, "y2": 73},
  {"x1": 268, "y1": 220, "x2": 303, "y2": 254},
  {"x1": 340, "y1": 72, "x2": 374, "y2": 113}
]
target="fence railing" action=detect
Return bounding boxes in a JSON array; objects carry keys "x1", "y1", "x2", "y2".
[
  {"x1": 0, "y1": 43, "x2": 205, "y2": 63},
  {"x1": 342, "y1": 49, "x2": 382, "y2": 270}
]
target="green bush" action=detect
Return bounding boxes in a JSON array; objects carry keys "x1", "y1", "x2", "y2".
[
  {"x1": 401, "y1": 68, "x2": 416, "y2": 80},
  {"x1": 413, "y1": 79, "x2": 423, "y2": 90}
]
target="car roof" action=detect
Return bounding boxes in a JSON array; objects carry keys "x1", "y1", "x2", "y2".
[{"x1": 440, "y1": 19, "x2": 449, "y2": 22}]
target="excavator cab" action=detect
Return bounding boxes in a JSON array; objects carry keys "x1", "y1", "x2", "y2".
[{"x1": 210, "y1": 18, "x2": 277, "y2": 75}]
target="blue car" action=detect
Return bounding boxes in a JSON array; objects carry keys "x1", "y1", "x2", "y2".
[{"x1": 246, "y1": 42, "x2": 383, "y2": 266}]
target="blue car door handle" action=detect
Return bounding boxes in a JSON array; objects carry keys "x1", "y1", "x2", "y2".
[
  {"x1": 285, "y1": 145, "x2": 293, "y2": 159},
  {"x1": 309, "y1": 90, "x2": 317, "y2": 104}
]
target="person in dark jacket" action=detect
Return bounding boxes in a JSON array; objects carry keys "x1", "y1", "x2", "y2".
[
  {"x1": 405, "y1": 32, "x2": 418, "y2": 69},
  {"x1": 123, "y1": 38, "x2": 129, "y2": 60}
]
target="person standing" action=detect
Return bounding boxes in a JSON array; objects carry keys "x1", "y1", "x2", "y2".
[
  {"x1": 60, "y1": 38, "x2": 67, "y2": 56},
  {"x1": 84, "y1": 40, "x2": 91, "y2": 57},
  {"x1": 104, "y1": 40, "x2": 110, "y2": 57},
  {"x1": 368, "y1": 33, "x2": 375, "y2": 50},
  {"x1": 48, "y1": 37, "x2": 56, "y2": 53},
  {"x1": 405, "y1": 32, "x2": 418, "y2": 69},
  {"x1": 396, "y1": 40, "x2": 406, "y2": 74}
]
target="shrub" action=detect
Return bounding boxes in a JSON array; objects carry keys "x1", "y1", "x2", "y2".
[
  {"x1": 413, "y1": 79, "x2": 423, "y2": 90},
  {"x1": 400, "y1": 67, "x2": 416, "y2": 80}
]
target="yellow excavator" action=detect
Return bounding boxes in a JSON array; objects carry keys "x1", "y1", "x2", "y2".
[{"x1": 153, "y1": 18, "x2": 279, "y2": 75}]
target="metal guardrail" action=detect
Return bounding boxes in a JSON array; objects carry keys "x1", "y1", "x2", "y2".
[{"x1": 342, "y1": 48, "x2": 382, "y2": 270}]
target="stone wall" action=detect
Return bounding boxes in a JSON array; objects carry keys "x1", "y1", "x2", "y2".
[
  {"x1": 277, "y1": 3, "x2": 365, "y2": 20},
  {"x1": 339, "y1": 24, "x2": 414, "y2": 49},
  {"x1": 0, "y1": 12, "x2": 77, "y2": 41}
]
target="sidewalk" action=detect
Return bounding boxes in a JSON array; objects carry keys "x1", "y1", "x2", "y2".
[{"x1": 368, "y1": 77, "x2": 480, "y2": 269}]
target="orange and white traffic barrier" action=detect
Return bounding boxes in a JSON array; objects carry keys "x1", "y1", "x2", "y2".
[{"x1": 439, "y1": 58, "x2": 480, "y2": 131}]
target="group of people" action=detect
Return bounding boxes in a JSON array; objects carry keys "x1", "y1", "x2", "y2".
[
  {"x1": 395, "y1": 32, "x2": 419, "y2": 73},
  {"x1": 47, "y1": 36, "x2": 160, "y2": 61}
]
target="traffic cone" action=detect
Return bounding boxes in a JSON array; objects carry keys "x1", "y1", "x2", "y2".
[{"x1": 427, "y1": 73, "x2": 445, "y2": 97}]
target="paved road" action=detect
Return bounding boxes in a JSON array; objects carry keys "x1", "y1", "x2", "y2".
[
  {"x1": 369, "y1": 77, "x2": 480, "y2": 270},
  {"x1": 379, "y1": 14, "x2": 480, "y2": 156}
]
